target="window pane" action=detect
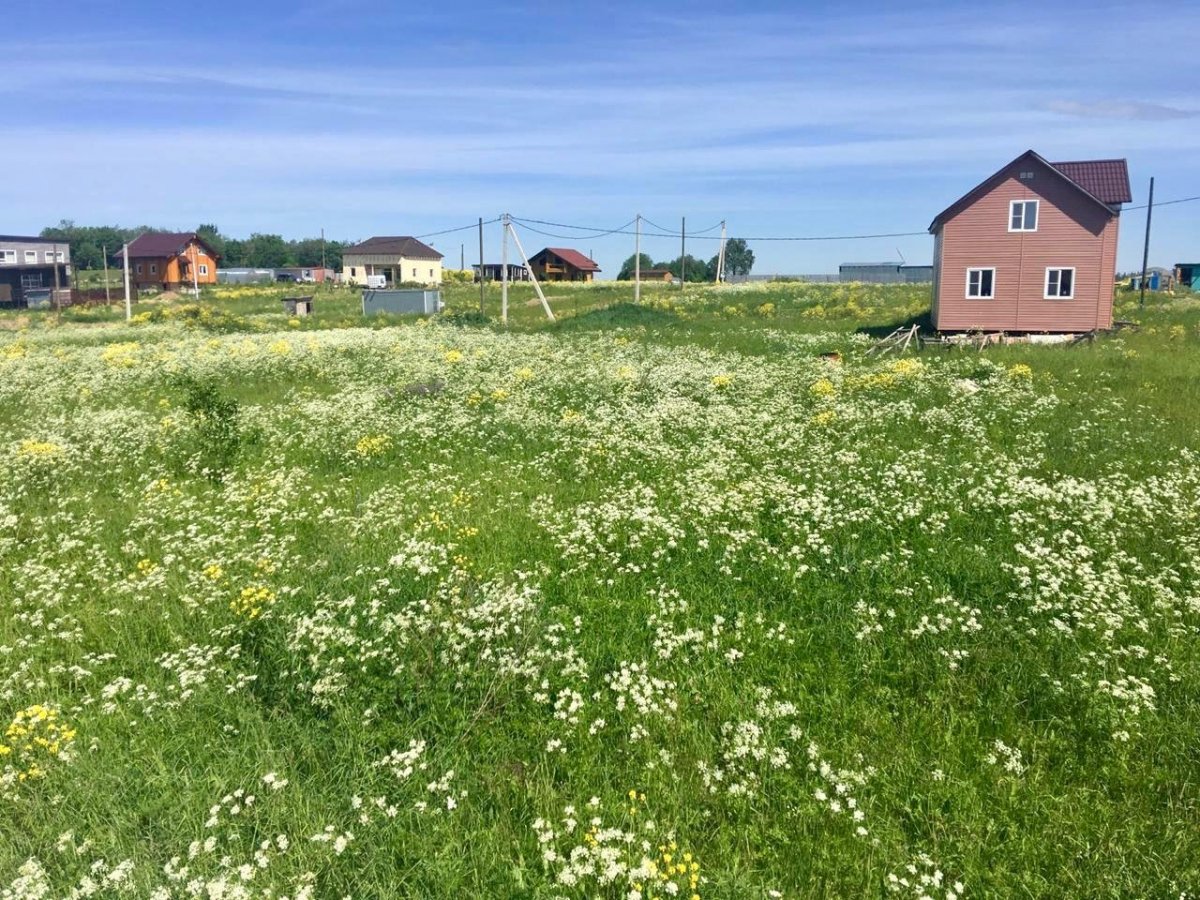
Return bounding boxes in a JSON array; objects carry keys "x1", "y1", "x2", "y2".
[
  {"x1": 1047, "y1": 271, "x2": 1059, "y2": 295},
  {"x1": 969, "y1": 270, "x2": 980, "y2": 295},
  {"x1": 981, "y1": 270, "x2": 993, "y2": 296},
  {"x1": 1060, "y1": 270, "x2": 1072, "y2": 296},
  {"x1": 1025, "y1": 202, "x2": 1037, "y2": 230},
  {"x1": 1011, "y1": 206, "x2": 1022, "y2": 229}
]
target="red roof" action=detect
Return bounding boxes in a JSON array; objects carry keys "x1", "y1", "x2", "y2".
[
  {"x1": 116, "y1": 232, "x2": 220, "y2": 260},
  {"x1": 929, "y1": 150, "x2": 1131, "y2": 232},
  {"x1": 538, "y1": 247, "x2": 600, "y2": 271},
  {"x1": 1050, "y1": 159, "x2": 1133, "y2": 204}
]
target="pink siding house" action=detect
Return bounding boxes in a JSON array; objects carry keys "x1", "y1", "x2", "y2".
[{"x1": 929, "y1": 150, "x2": 1132, "y2": 333}]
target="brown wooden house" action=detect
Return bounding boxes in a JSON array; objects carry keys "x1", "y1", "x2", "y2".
[
  {"x1": 529, "y1": 247, "x2": 600, "y2": 282},
  {"x1": 929, "y1": 150, "x2": 1131, "y2": 333},
  {"x1": 115, "y1": 232, "x2": 220, "y2": 291},
  {"x1": 639, "y1": 268, "x2": 675, "y2": 282}
]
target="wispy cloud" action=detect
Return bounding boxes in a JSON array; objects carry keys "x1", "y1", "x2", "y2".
[{"x1": 1047, "y1": 100, "x2": 1198, "y2": 121}]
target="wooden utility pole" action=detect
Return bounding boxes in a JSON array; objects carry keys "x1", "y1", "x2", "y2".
[
  {"x1": 716, "y1": 221, "x2": 727, "y2": 283},
  {"x1": 102, "y1": 246, "x2": 111, "y2": 306},
  {"x1": 460, "y1": 243, "x2": 464, "y2": 272},
  {"x1": 501, "y1": 214, "x2": 509, "y2": 324},
  {"x1": 680, "y1": 217, "x2": 686, "y2": 286},
  {"x1": 634, "y1": 214, "x2": 642, "y2": 303},
  {"x1": 122, "y1": 243, "x2": 131, "y2": 321},
  {"x1": 321, "y1": 228, "x2": 327, "y2": 272},
  {"x1": 477, "y1": 217, "x2": 485, "y2": 314},
  {"x1": 1139, "y1": 176, "x2": 1155, "y2": 308},
  {"x1": 52, "y1": 243, "x2": 61, "y2": 310}
]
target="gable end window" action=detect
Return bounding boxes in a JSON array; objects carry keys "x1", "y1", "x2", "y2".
[
  {"x1": 1009, "y1": 199, "x2": 1038, "y2": 232},
  {"x1": 966, "y1": 267, "x2": 996, "y2": 299},
  {"x1": 199, "y1": 264, "x2": 209, "y2": 276},
  {"x1": 1045, "y1": 267, "x2": 1075, "y2": 299}
]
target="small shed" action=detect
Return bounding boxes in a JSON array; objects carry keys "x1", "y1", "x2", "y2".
[
  {"x1": 1177, "y1": 263, "x2": 1199, "y2": 289},
  {"x1": 638, "y1": 268, "x2": 675, "y2": 282}
]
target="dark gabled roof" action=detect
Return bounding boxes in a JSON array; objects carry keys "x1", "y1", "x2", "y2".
[
  {"x1": 534, "y1": 247, "x2": 601, "y2": 271},
  {"x1": 929, "y1": 150, "x2": 1131, "y2": 232},
  {"x1": 0, "y1": 234, "x2": 60, "y2": 244},
  {"x1": 115, "y1": 232, "x2": 220, "y2": 260},
  {"x1": 343, "y1": 236, "x2": 443, "y2": 260},
  {"x1": 1049, "y1": 159, "x2": 1133, "y2": 204}
]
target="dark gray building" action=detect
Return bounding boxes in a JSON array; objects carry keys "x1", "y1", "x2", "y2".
[
  {"x1": 0, "y1": 235, "x2": 72, "y2": 308},
  {"x1": 838, "y1": 262, "x2": 933, "y2": 284}
]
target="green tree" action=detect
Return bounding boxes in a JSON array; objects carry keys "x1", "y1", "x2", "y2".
[
  {"x1": 665, "y1": 254, "x2": 711, "y2": 283},
  {"x1": 242, "y1": 233, "x2": 292, "y2": 268},
  {"x1": 196, "y1": 224, "x2": 227, "y2": 262},
  {"x1": 722, "y1": 238, "x2": 754, "y2": 277},
  {"x1": 616, "y1": 253, "x2": 656, "y2": 280}
]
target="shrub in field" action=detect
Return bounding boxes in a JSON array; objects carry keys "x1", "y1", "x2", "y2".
[{"x1": 171, "y1": 374, "x2": 247, "y2": 477}]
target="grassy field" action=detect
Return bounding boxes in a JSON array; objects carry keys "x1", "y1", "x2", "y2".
[{"x1": 1, "y1": 281, "x2": 1198, "y2": 898}]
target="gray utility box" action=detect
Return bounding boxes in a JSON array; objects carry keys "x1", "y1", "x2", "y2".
[{"x1": 362, "y1": 289, "x2": 443, "y2": 316}]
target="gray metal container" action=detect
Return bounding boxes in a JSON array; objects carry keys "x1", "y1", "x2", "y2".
[{"x1": 362, "y1": 289, "x2": 443, "y2": 316}]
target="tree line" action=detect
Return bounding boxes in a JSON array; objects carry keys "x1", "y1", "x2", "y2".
[
  {"x1": 616, "y1": 239, "x2": 754, "y2": 281},
  {"x1": 38, "y1": 221, "x2": 350, "y2": 271}
]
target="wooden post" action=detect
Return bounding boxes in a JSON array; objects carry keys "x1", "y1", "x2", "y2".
[
  {"x1": 634, "y1": 214, "x2": 641, "y2": 302},
  {"x1": 122, "y1": 243, "x2": 131, "y2": 321},
  {"x1": 102, "y1": 246, "x2": 111, "y2": 306},
  {"x1": 52, "y1": 242, "x2": 61, "y2": 310},
  {"x1": 680, "y1": 217, "x2": 686, "y2": 285},
  {"x1": 501, "y1": 214, "x2": 509, "y2": 324},
  {"x1": 478, "y1": 217, "x2": 485, "y2": 315},
  {"x1": 1139, "y1": 176, "x2": 1154, "y2": 308}
]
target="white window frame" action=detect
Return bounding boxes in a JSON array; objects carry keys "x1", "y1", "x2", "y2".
[
  {"x1": 149, "y1": 263, "x2": 158, "y2": 275},
  {"x1": 45, "y1": 251, "x2": 54, "y2": 263},
  {"x1": 24, "y1": 250, "x2": 37, "y2": 263},
  {"x1": 0, "y1": 249, "x2": 15, "y2": 264},
  {"x1": 1009, "y1": 199, "x2": 1039, "y2": 232},
  {"x1": 199, "y1": 264, "x2": 208, "y2": 276},
  {"x1": 1044, "y1": 267, "x2": 1075, "y2": 300},
  {"x1": 136, "y1": 263, "x2": 143, "y2": 275},
  {"x1": 965, "y1": 267, "x2": 996, "y2": 299}
]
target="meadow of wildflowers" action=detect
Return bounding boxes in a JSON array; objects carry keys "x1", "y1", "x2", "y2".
[{"x1": 0, "y1": 284, "x2": 1198, "y2": 897}]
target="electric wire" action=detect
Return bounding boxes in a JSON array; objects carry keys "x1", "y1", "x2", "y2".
[
  {"x1": 413, "y1": 193, "x2": 1196, "y2": 248},
  {"x1": 415, "y1": 218, "x2": 501, "y2": 239}
]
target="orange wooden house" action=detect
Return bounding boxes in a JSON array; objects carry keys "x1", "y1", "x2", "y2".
[{"x1": 115, "y1": 232, "x2": 221, "y2": 291}]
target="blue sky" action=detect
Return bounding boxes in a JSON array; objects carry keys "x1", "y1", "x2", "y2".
[{"x1": 2, "y1": 0, "x2": 1197, "y2": 275}]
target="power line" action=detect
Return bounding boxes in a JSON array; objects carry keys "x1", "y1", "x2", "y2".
[
  {"x1": 416, "y1": 218, "x2": 501, "y2": 239},
  {"x1": 510, "y1": 216, "x2": 637, "y2": 240},
  {"x1": 1128, "y1": 194, "x2": 1200, "y2": 210},
  {"x1": 415, "y1": 194, "x2": 1196, "y2": 248}
]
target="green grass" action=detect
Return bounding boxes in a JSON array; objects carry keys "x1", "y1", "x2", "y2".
[{"x1": 0, "y1": 283, "x2": 1198, "y2": 897}]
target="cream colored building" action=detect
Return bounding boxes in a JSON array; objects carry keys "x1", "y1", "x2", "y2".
[{"x1": 341, "y1": 236, "x2": 444, "y2": 286}]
